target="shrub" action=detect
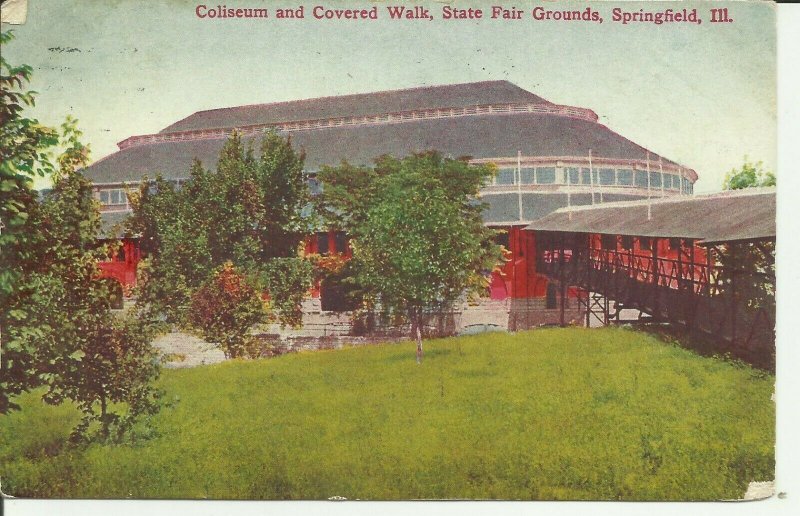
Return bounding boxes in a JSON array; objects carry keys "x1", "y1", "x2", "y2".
[
  {"x1": 260, "y1": 257, "x2": 313, "y2": 328},
  {"x1": 189, "y1": 262, "x2": 265, "y2": 358}
]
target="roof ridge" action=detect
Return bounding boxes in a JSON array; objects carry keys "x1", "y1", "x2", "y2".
[
  {"x1": 193, "y1": 80, "x2": 523, "y2": 115},
  {"x1": 160, "y1": 80, "x2": 548, "y2": 133}
]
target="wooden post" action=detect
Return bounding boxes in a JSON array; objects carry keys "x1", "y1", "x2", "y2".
[
  {"x1": 730, "y1": 243, "x2": 737, "y2": 346},
  {"x1": 651, "y1": 237, "x2": 660, "y2": 317},
  {"x1": 586, "y1": 234, "x2": 592, "y2": 328},
  {"x1": 559, "y1": 233, "x2": 566, "y2": 327}
]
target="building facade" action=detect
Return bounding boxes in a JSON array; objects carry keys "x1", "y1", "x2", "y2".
[{"x1": 83, "y1": 81, "x2": 697, "y2": 305}]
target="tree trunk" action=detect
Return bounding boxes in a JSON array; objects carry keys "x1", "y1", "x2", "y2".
[
  {"x1": 414, "y1": 310, "x2": 423, "y2": 364},
  {"x1": 100, "y1": 392, "x2": 109, "y2": 440}
]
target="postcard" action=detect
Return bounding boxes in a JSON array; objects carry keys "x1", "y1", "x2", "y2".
[{"x1": 0, "y1": 0, "x2": 782, "y2": 506}]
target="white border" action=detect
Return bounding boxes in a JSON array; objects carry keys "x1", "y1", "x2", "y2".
[{"x1": 4, "y1": 2, "x2": 799, "y2": 516}]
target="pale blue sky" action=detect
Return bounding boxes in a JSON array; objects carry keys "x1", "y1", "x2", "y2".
[{"x1": 3, "y1": 0, "x2": 776, "y2": 192}]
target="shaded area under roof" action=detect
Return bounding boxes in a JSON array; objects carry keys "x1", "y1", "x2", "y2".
[
  {"x1": 160, "y1": 81, "x2": 550, "y2": 133},
  {"x1": 84, "y1": 113, "x2": 679, "y2": 184},
  {"x1": 98, "y1": 190, "x2": 652, "y2": 238},
  {"x1": 524, "y1": 188, "x2": 776, "y2": 243},
  {"x1": 481, "y1": 192, "x2": 646, "y2": 225}
]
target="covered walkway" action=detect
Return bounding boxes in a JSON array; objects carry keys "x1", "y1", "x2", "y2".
[{"x1": 525, "y1": 188, "x2": 776, "y2": 367}]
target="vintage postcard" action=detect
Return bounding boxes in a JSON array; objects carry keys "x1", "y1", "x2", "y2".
[{"x1": 0, "y1": 0, "x2": 782, "y2": 506}]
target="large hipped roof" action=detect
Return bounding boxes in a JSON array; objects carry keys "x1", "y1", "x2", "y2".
[
  {"x1": 85, "y1": 113, "x2": 680, "y2": 184},
  {"x1": 160, "y1": 80, "x2": 550, "y2": 133},
  {"x1": 524, "y1": 188, "x2": 776, "y2": 243}
]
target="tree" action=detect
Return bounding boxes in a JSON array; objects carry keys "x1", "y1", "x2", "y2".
[
  {"x1": 722, "y1": 159, "x2": 775, "y2": 190},
  {"x1": 189, "y1": 262, "x2": 265, "y2": 359},
  {"x1": 2, "y1": 123, "x2": 162, "y2": 439},
  {"x1": 130, "y1": 130, "x2": 315, "y2": 340},
  {"x1": 717, "y1": 158, "x2": 776, "y2": 366},
  {"x1": 0, "y1": 30, "x2": 58, "y2": 298},
  {"x1": 317, "y1": 152, "x2": 501, "y2": 363},
  {"x1": 1, "y1": 31, "x2": 161, "y2": 442}
]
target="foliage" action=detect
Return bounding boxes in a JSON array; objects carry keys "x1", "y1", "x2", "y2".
[
  {"x1": 716, "y1": 158, "x2": 776, "y2": 356},
  {"x1": 314, "y1": 161, "x2": 387, "y2": 231},
  {"x1": 0, "y1": 30, "x2": 58, "y2": 297},
  {"x1": 129, "y1": 131, "x2": 312, "y2": 327},
  {"x1": 708, "y1": 239, "x2": 776, "y2": 367},
  {"x1": 0, "y1": 328, "x2": 775, "y2": 500},
  {"x1": 50, "y1": 315, "x2": 162, "y2": 443},
  {"x1": 128, "y1": 173, "x2": 211, "y2": 323},
  {"x1": 260, "y1": 257, "x2": 314, "y2": 328},
  {"x1": 189, "y1": 263, "x2": 266, "y2": 359},
  {"x1": 1, "y1": 31, "x2": 161, "y2": 443},
  {"x1": 317, "y1": 152, "x2": 501, "y2": 361},
  {"x1": 722, "y1": 158, "x2": 775, "y2": 190},
  {"x1": 2, "y1": 151, "x2": 162, "y2": 440}
]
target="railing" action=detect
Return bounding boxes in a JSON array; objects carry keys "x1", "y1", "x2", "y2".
[
  {"x1": 117, "y1": 102, "x2": 599, "y2": 150},
  {"x1": 535, "y1": 231, "x2": 776, "y2": 369}
]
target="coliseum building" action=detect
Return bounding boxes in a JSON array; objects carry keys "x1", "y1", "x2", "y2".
[{"x1": 83, "y1": 80, "x2": 697, "y2": 309}]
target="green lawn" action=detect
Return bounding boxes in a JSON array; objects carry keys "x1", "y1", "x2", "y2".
[{"x1": 0, "y1": 327, "x2": 774, "y2": 500}]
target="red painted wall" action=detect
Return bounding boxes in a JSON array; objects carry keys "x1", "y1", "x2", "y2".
[
  {"x1": 490, "y1": 225, "x2": 549, "y2": 300},
  {"x1": 99, "y1": 229, "x2": 566, "y2": 302},
  {"x1": 97, "y1": 238, "x2": 140, "y2": 294}
]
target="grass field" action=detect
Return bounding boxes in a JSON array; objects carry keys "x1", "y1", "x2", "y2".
[{"x1": 0, "y1": 327, "x2": 774, "y2": 500}]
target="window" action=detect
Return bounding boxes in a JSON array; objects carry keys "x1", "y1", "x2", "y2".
[
  {"x1": 97, "y1": 189, "x2": 129, "y2": 206},
  {"x1": 635, "y1": 171, "x2": 648, "y2": 188},
  {"x1": 520, "y1": 168, "x2": 535, "y2": 184},
  {"x1": 638, "y1": 237, "x2": 652, "y2": 251},
  {"x1": 663, "y1": 174, "x2": 672, "y2": 189},
  {"x1": 599, "y1": 168, "x2": 615, "y2": 185},
  {"x1": 668, "y1": 238, "x2": 681, "y2": 251},
  {"x1": 567, "y1": 167, "x2": 580, "y2": 185},
  {"x1": 600, "y1": 234, "x2": 616, "y2": 249},
  {"x1": 649, "y1": 172, "x2": 662, "y2": 188},
  {"x1": 537, "y1": 167, "x2": 556, "y2": 184},
  {"x1": 334, "y1": 232, "x2": 347, "y2": 254},
  {"x1": 617, "y1": 169, "x2": 634, "y2": 186},
  {"x1": 580, "y1": 168, "x2": 591, "y2": 185},
  {"x1": 621, "y1": 235, "x2": 634, "y2": 250},
  {"x1": 495, "y1": 169, "x2": 515, "y2": 185},
  {"x1": 317, "y1": 232, "x2": 329, "y2": 255}
]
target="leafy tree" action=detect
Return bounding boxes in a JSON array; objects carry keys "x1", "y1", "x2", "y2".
[
  {"x1": 2, "y1": 124, "x2": 162, "y2": 439},
  {"x1": 0, "y1": 30, "x2": 58, "y2": 298},
  {"x1": 260, "y1": 257, "x2": 315, "y2": 328},
  {"x1": 317, "y1": 152, "x2": 501, "y2": 363},
  {"x1": 1, "y1": 31, "x2": 161, "y2": 442},
  {"x1": 716, "y1": 158, "x2": 776, "y2": 366},
  {"x1": 189, "y1": 262, "x2": 265, "y2": 359},
  {"x1": 1, "y1": 29, "x2": 61, "y2": 412},
  {"x1": 129, "y1": 170, "x2": 213, "y2": 323},
  {"x1": 130, "y1": 131, "x2": 314, "y2": 337},
  {"x1": 723, "y1": 159, "x2": 775, "y2": 190}
]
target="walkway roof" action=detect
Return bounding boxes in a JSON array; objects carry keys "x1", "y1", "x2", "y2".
[{"x1": 524, "y1": 188, "x2": 776, "y2": 243}]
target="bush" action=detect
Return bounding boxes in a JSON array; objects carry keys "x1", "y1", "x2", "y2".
[
  {"x1": 260, "y1": 257, "x2": 314, "y2": 328},
  {"x1": 189, "y1": 262, "x2": 265, "y2": 358}
]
